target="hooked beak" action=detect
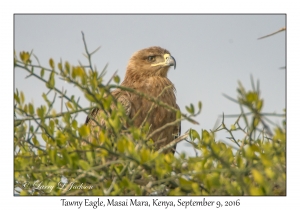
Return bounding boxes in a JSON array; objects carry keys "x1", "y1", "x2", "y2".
[{"x1": 167, "y1": 55, "x2": 176, "y2": 69}]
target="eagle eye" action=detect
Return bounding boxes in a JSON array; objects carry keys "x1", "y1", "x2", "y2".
[{"x1": 147, "y1": 56, "x2": 155, "y2": 62}]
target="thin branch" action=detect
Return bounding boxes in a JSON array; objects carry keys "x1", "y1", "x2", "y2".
[
  {"x1": 157, "y1": 132, "x2": 189, "y2": 154},
  {"x1": 140, "y1": 85, "x2": 173, "y2": 129},
  {"x1": 15, "y1": 107, "x2": 94, "y2": 122},
  {"x1": 147, "y1": 117, "x2": 182, "y2": 140},
  {"x1": 81, "y1": 31, "x2": 101, "y2": 72},
  {"x1": 258, "y1": 27, "x2": 286, "y2": 40},
  {"x1": 222, "y1": 93, "x2": 239, "y2": 104}
]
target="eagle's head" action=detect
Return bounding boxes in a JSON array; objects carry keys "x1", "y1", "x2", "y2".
[{"x1": 125, "y1": 46, "x2": 176, "y2": 79}]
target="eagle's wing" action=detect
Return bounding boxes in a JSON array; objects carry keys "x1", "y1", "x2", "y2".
[
  {"x1": 117, "y1": 94, "x2": 132, "y2": 116},
  {"x1": 85, "y1": 90, "x2": 132, "y2": 126},
  {"x1": 84, "y1": 91, "x2": 132, "y2": 145},
  {"x1": 85, "y1": 107, "x2": 99, "y2": 125}
]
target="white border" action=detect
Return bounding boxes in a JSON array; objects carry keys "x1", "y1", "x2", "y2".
[{"x1": 3, "y1": 1, "x2": 298, "y2": 209}]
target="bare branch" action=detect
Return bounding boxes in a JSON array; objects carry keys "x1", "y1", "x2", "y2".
[
  {"x1": 157, "y1": 132, "x2": 189, "y2": 154},
  {"x1": 258, "y1": 27, "x2": 286, "y2": 40}
]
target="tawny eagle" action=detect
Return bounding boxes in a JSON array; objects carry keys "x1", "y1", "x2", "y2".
[{"x1": 85, "y1": 46, "x2": 180, "y2": 153}]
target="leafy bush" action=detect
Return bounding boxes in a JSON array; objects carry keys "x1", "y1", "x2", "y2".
[{"x1": 14, "y1": 35, "x2": 285, "y2": 195}]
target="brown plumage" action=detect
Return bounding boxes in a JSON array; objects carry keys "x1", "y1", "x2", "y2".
[{"x1": 85, "y1": 46, "x2": 180, "y2": 153}]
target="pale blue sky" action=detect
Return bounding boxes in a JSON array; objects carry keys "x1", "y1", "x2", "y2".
[{"x1": 15, "y1": 14, "x2": 285, "y2": 155}]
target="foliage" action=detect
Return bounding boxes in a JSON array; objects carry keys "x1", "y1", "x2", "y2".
[{"x1": 14, "y1": 35, "x2": 285, "y2": 196}]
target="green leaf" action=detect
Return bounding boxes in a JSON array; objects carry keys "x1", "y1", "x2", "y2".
[
  {"x1": 46, "y1": 71, "x2": 55, "y2": 89},
  {"x1": 71, "y1": 67, "x2": 76, "y2": 79},
  {"x1": 14, "y1": 92, "x2": 20, "y2": 104},
  {"x1": 249, "y1": 186, "x2": 264, "y2": 195},
  {"x1": 117, "y1": 139, "x2": 126, "y2": 153},
  {"x1": 29, "y1": 103, "x2": 34, "y2": 115},
  {"x1": 198, "y1": 101, "x2": 202, "y2": 112},
  {"x1": 78, "y1": 160, "x2": 90, "y2": 170},
  {"x1": 49, "y1": 58, "x2": 55, "y2": 69},
  {"x1": 120, "y1": 177, "x2": 130, "y2": 188},
  {"x1": 179, "y1": 177, "x2": 193, "y2": 191},
  {"x1": 185, "y1": 104, "x2": 195, "y2": 114},
  {"x1": 253, "y1": 116, "x2": 260, "y2": 127},
  {"x1": 49, "y1": 120, "x2": 55, "y2": 134},
  {"x1": 252, "y1": 169, "x2": 264, "y2": 185},
  {"x1": 37, "y1": 107, "x2": 45, "y2": 118},
  {"x1": 65, "y1": 61, "x2": 70, "y2": 74},
  {"x1": 236, "y1": 154, "x2": 244, "y2": 168},
  {"x1": 113, "y1": 75, "x2": 120, "y2": 84},
  {"x1": 140, "y1": 148, "x2": 150, "y2": 164},
  {"x1": 78, "y1": 125, "x2": 90, "y2": 137},
  {"x1": 49, "y1": 149, "x2": 57, "y2": 163},
  {"x1": 23, "y1": 104, "x2": 28, "y2": 113},
  {"x1": 176, "y1": 110, "x2": 181, "y2": 120},
  {"x1": 20, "y1": 51, "x2": 30, "y2": 64},
  {"x1": 207, "y1": 172, "x2": 221, "y2": 188},
  {"x1": 63, "y1": 112, "x2": 71, "y2": 123},
  {"x1": 20, "y1": 190, "x2": 28, "y2": 196},
  {"x1": 32, "y1": 136, "x2": 40, "y2": 146},
  {"x1": 14, "y1": 120, "x2": 23, "y2": 127},
  {"x1": 189, "y1": 129, "x2": 200, "y2": 141},
  {"x1": 86, "y1": 151, "x2": 94, "y2": 164},
  {"x1": 56, "y1": 131, "x2": 67, "y2": 145},
  {"x1": 66, "y1": 102, "x2": 73, "y2": 109},
  {"x1": 62, "y1": 149, "x2": 73, "y2": 167},
  {"x1": 40, "y1": 68, "x2": 45, "y2": 78},
  {"x1": 41, "y1": 133, "x2": 48, "y2": 142},
  {"x1": 265, "y1": 168, "x2": 275, "y2": 179},
  {"x1": 71, "y1": 120, "x2": 78, "y2": 129},
  {"x1": 257, "y1": 99, "x2": 263, "y2": 111},
  {"x1": 58, "y1": 62, "x2": 63, "y2": 71},
  {"x1": 108, "y1": 117, "x2": 121, "y2": 131},
  {"x1": 190, "y1": 103, "x2": 195, "y2": 114},
  {"x1": 246, "y1": 92, "x2": 258, "y2": 103},
  {"x1": 42, "y1": 93, "x2": 50, "y2": 106},
  {"x1": 20, "y1": 91, "x2": 25, "y2": 104}
]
